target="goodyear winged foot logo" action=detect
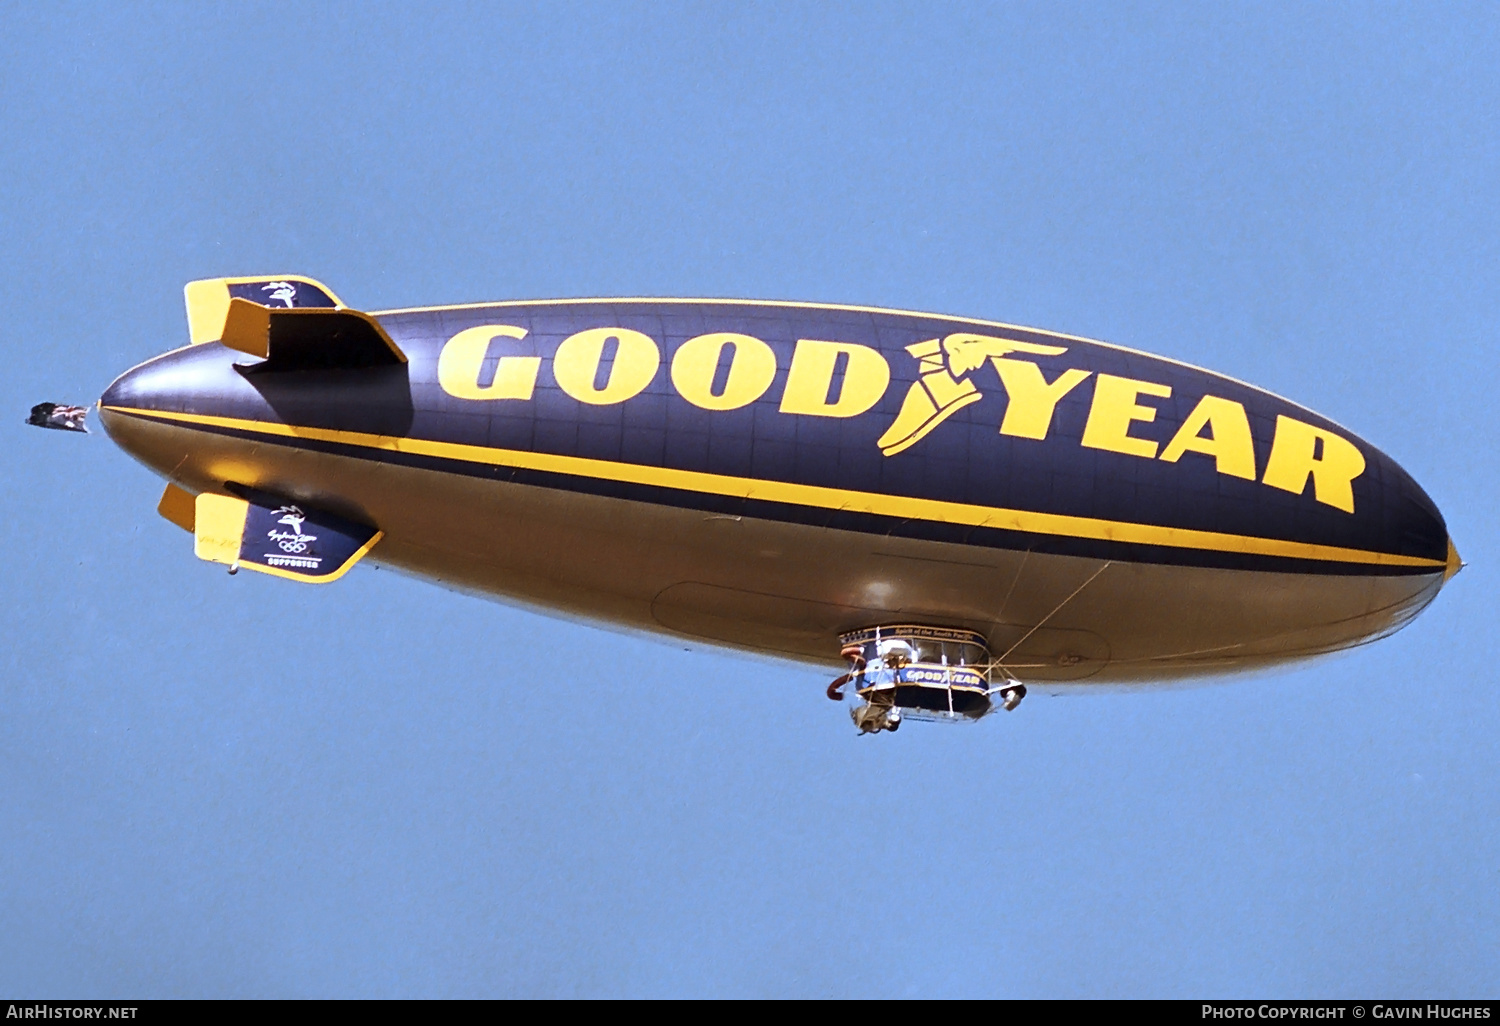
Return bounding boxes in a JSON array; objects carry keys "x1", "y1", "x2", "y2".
[{"x1": 875, "y1": 334, "x2": 1069, "y2": 456}]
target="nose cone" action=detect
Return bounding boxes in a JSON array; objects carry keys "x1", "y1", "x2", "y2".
[
  {"x1": 1373, "y1": 453, "x2": 1456, "y2": 605},
  {"x1": 1391, "y1": 462, "x2": 1453, "y2": 578},
  {"x1": 1339, "y1": 449, "x2": 1459, "y2": 647},
  {"x1": 98, "y1": 338, "x2": 415, "y2": 487},
  {"x1": 100, "y1": 343, "x2": 240, "y2": 415},
  {"x1": 98, "y1": 343, "x2": 251, "y2": 477},
  {"x1": 99, "y1": 364, "x2": 145, "y2": 414}
]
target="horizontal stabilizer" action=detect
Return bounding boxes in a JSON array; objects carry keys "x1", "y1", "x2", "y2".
[
  {"x1": 220, "y1": 298, "x2": 407, "y2": 370},
  {"x1": 193, "y1": 489, "x2": 382, "y2": 584},
  {"x1": 184, "y1": 275, "x2": 342, "y2": 345}
]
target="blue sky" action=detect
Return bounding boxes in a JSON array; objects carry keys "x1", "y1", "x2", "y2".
[{"x1": 2, "y1": 2, "x2": 1496, "y2": 997}]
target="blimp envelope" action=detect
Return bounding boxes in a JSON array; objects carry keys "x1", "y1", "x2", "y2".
[{"x1": 94, "y1": 274, "x2": 1461, "y2": 712}]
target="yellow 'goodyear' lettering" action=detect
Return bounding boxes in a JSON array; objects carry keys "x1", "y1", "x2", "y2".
[
  {"x1": 1261, "y1": 414, "x2": 1367, "y2": 514},
  {"x1": 778, "y1": 339, "x2": 891, "y2": 418},
  {"x1": 434, "y1": 325, "x2": 1370, "y2": 514},
  {"x1": 1081, "y1": 374, "x2": 1174, "y2": 459},
  {"x1": 552, "y1": 327, "x2": 660, "y2": 405},
  {"x1": 671, "y1": 333, "x2": 778, "y2": 411},
  {"x1": 438, "y1": 325, "x2": 540, "y2": 400},
  {"x1": 1160, "y1": 395, "x2": 1257, "y2": 481},
  {"x1": 991, "y1": 359, "x2": 1092, "y2": 441}
]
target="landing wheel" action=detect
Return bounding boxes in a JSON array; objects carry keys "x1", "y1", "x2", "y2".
[{"x1": 1000, "y1": 684, "x2": 1027, "y2": 711}]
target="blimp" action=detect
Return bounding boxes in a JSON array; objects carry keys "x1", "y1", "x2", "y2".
[{"x1": 88, "y1": 275, "x2": 1459, "y2": 733}]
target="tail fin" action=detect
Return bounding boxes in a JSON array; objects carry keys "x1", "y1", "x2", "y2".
[
  {"x1": 192, "y1": 486, "x2": 382, "y2": 584},
  {"x1": 183, "y1": 275, "x2": 343, "y2": 344},
  {"x1": 220, "y1": 298, "x2": 406, "y2": 369}
]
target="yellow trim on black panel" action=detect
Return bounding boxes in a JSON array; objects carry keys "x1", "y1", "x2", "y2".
[
  {"x1": 183, "y1": 275, "x2": 345, "y2": 345},
  {"x1": 240, "y1": 530, "x2": 385, "y2": 585},
  {"x1": 106, "y1": 405, "x2": 1446, "y2": 571}
]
